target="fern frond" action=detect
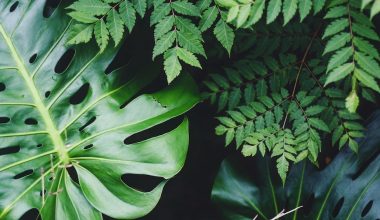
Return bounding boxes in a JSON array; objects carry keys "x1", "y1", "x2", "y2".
[
  {"x1": 215, "y1": 89, "x2": 290, "y2": 147},
  {"x1": 203, "y1": 53, "x2": 297, "y2": 111},
  {"x1": 215, "y1": 0, "x2": 325, "y2": 27},
  {"x1": 67, "y1": 0, "x2": 146, "y2": 50},
  {"x1": 323, "y1": 0, "x2": 380, "y2": 112},
  {"x1": 302, "y1": 58, "x2": 365, "y2": 153},
  {"x1": 152, "y1": 0, "x2": 204, "y2": 82}
]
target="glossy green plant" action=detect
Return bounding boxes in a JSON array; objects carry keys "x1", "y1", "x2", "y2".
[
  {"x1": 0, "y1": 1, "x2": 199, "y2": 219},
  {"x1": 212, "y1": 111, "x2": 380, "y2": 220}
]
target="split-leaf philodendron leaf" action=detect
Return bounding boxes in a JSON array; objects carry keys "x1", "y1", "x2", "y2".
[
  {"x1": 0, "y1": 1, "x2": 199, "y2": 219},
  {"x1": 212, "y1": 111, "x2": 380, "y2": 220}
]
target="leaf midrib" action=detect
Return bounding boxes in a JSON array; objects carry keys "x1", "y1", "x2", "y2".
[{"x1": 0, "y1": 24, "x2": 68, "y2": 163}]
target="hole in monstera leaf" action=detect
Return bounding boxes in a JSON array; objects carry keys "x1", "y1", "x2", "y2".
[
  {"x1": 105, "y1": 57, "x2": 122, "y2": 75},
  {"x1": 70, "y1": 83, "x2": 90, "y2": 105},
  {"x1": 123, "y1": 116, "x2": 183, "y2": 145},
  {"x1": 39, "y1": 189, "x2": 47, "y2": 197},
  {"x1": 24, "y1": 118, "x2": 38, "y2": 125},
  {"x1": 37, "y1": 144, "x2": 43, "y2": 148},
  {"x1": 83, "y1": 144, "x2": 94, "y2": 150},
  {"x1": 67, "y1": 166, "x2": 79, "y2": 183},
  {"x1": 332, "y1": 197, "x2": 344, "y2": 217},
  {"x1": 13, "y1": 169, "x2": 34, "y2": 179},
  {"x1": 119, "y1": 90, "x2": 146, "y2": 109},
  {"x1": 0, "y1": 83, "x2": 5, "y2": 92},
  {"x1": 0, "y1": 117, "x2": 10, "y2": 124},
  {"x1": 29, "y1": 53, "x2": 38, "y2": 64},
  {"x1": 19, "y1": 208, "x2": 41, "y2": 220},
  {"x1": 119, "y1": 78, "x2": 167, "y2": 109},
  {"x1": 45, "y1": 91, "x2": 51, "y2": 98},
  {"x1": 351, "y1": 147, "x2": 380, "y2": 180},
  {"x1": 361, "y1": 200, "x2": 373, "y2": 217},
  {"x1": 79, "y1": 116, "x2": 96, "y2": 132},
  {"x1": 122, "y1": 174, "x2": 164, "y2": 192},
  {"x1": 9, "y1": 1, "x2": 19, "y2": 12},
  {"x1": 43, "y1": 0, "x2": 61, "y2": 18},
  {"x1": 0, "y1": 145, "x2": 20, "y2": 156},
  {"x1": 302, "y1": 194, "x2": 315, "y2": 216},
  {"x1": 55, "y1": 49, "x2": 75, "y2": 74}
]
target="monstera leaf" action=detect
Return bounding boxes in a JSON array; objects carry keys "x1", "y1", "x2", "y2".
[
  {"x1": 212, "y1": 111, "x2": 380, "y2": 220},
  {"x1": 0, "y1": 1, "x2": 199, "y2": 219}
]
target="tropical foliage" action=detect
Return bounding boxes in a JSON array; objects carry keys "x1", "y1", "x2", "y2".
[
  {"x1": 1, "y1": 0, "x2": 380, "y2": 218},
  {"x1": 202, "y1": 0, "x2": 380, "y2": 182},
  {"x1": 212, "y1": 111, "x2": 380, "y2": 219},
  {"x1": 0, "y1": 1, "x2": 198, "y2": 219}
]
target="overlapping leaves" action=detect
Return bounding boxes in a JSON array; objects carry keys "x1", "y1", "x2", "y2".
[
  {"x1": 214, "y1": 0, "x2": 326, "y2": 27},
  {"x1": 0, "y1": 1, "x2": 198, "y2": 219},
  {"x1": 322, "y1": 0, "x2": 380, "y2": 112},
  {"x1": 66, "y1": 0, "x2": 147, "y2": 52},
  {"x1": 212, "y1": 110, "x2": 380, "y2": 220},
  {"x1": 151, "y1": 0, "x2": 204, "y2": 83},
  {"x1": 204, "y1": 29, "x2": 366, "y2": 182}
]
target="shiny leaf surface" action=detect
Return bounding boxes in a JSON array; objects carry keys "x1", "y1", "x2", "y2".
[{"x1": 0, "y1": 1, "x2": 199, "y2": 219}]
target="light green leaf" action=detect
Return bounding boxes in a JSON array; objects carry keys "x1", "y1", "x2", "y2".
[
  {"x1": 353, "y1": 37, "x2": 380, "y2": 60},
  {"x1": 176, "y1": 47, "x2": 202, "y2": 68},
  {"x1": 67, "y1": 24, "x2": 94, "y2": 45},
  {"x1": 177, "y1": 30, "x2": 206, "y2": 57},
  {"x1": 267, "y1": 0, "x2": 282, "y2": 24},
  {"x1": 236, "y1": 4, "x2": 251, "y2": 27},
  {"x1": 244, "y1": 0, "x2": 265, "y2": 26},
  {"x1": 313, "y1": 0, "x2": 326, "y2": 14},
  {"x1": 152, "y1": 31, "x2": 176, "y2": 59},
  {"x1": 352, "y1": 23, "x2": 380, "y2": 41},
  {"x1": 172, "y1": 0, "x2": 201, "y2": 16},
  {"x1": 345, "y1": 90, "x2": 359, "y2": 113},
  {"x1": 67, "y1": 0, "x2": 111, "y2": 16},
  {"x1": 94, "y1": 19, "x2": 110, "y2": 53},
  {"x1": 164, "y1": 49, "x2": 182, "y2": 83},
  {"x1": 324, "y1": 63, "x2": 354, "y2": 86},
  {"x1": 298, "y1": 0, "x2": 312, "y2": 21},
  {"x1": 354, "y1": 51, "x2": 380, "y2": 79},
  {"x1": 227, "y1": 5, "x2": 240, "y2": 22},
  {"x1": 120, "y1": 1, "x2": 137, "y2": 32},
  {"x1": 283, "y1": 0, "x2": 298, "y2": 25},
  {"x1": 150, "y1": 3, "x2": 171, "y2": 25},
  {"x1": 324, "y1": 6, "x2": 347, "y2": 19},
  {"x1": 326, "y1": 47, "x2": 353, "y2": 72},
  {"x1": 154, "y1": 16, "x2": 175, "y2": 41},
  {"x1": 354, "y1": 68, "x2": 380, "y2": 92},
  {"x1": 215, "y1": 0, "x2": 238, "y2": 7},
  {"x1": 106, "y1": 9, "x2": 124, "y2": 46},
  {"x1": 132, "y1": 0, "x2": 147, "y2": 17},
  {"x1": 323, "y1": 33, "x2": 350, "y2": 55},
  {"x1": 199, "y1": 6, "x2": 219, "y2": 32},
  {"x1": 370, "y1": 0, "x2": 380, "y2": 19},
  {"x1": 214, "y1": 19, "x2": 235, "y2": 55},
  {"x1": 67, "y1": 11, "x2": 98, "y2": 23},
  {"x1": 277, "y1": 155, "x2": 289, "y2": 185},
  {"x1": 322, "y1": 18, "x2": 349, "y2": 39}
]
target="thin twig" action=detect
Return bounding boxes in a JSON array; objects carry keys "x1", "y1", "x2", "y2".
[
  {"x1": 282, "y1": 25, "x2": 321, "y2": 129},
  {"x1": 271, "y1": 206, "x2": 303, "y2": 220}
]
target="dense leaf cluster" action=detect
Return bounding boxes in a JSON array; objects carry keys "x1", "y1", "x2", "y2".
[{"x1": 66, "y1": 0, "x2": 380, "y2": 182}]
